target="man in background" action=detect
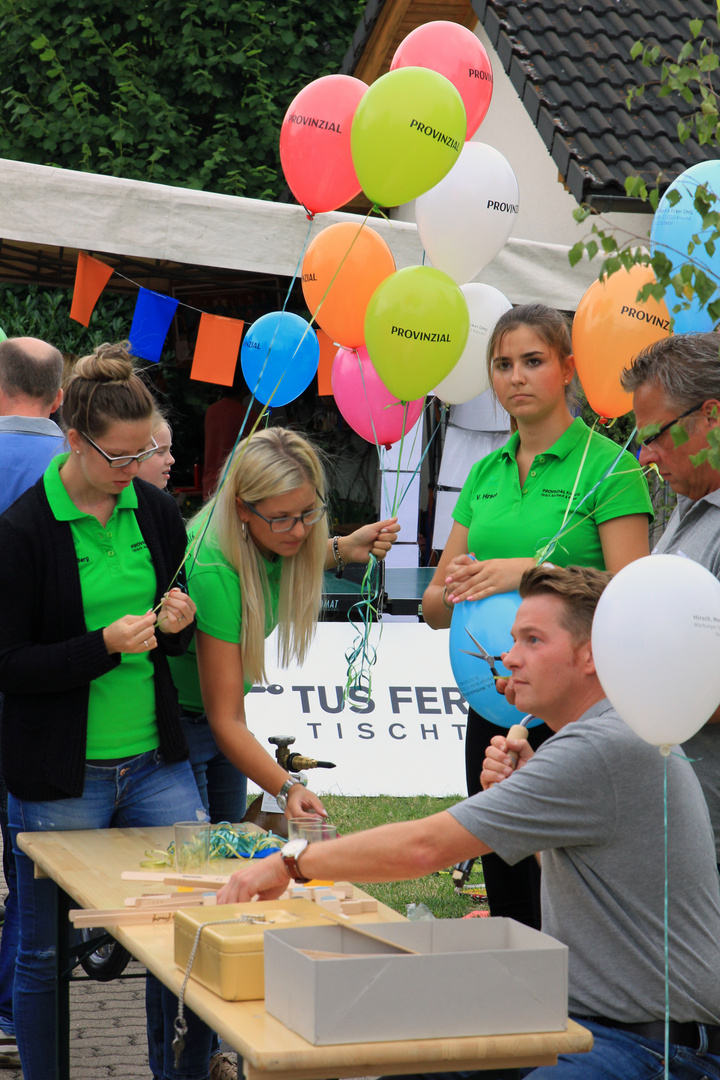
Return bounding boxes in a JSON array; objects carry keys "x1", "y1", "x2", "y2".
[
  {"x1": 0, "y1": 336, "x2": 64, "y2": 1067},
  {"x1": 622, "y1": 333, "x2": 720, "y2": 867},
  {"x1": 218, "y1": 565, "x2": 720, "y2": 1080}
]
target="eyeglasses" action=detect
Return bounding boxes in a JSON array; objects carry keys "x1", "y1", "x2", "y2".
[
  {"x1": 637, "y1": 404, "x2": 704, "y2": 448},
  {"x1": 81, "y1": 432, "x2": 159, "y2": 468},
  {"x1": 243, "y1": 500, "x2": 327, "y2": 533}
]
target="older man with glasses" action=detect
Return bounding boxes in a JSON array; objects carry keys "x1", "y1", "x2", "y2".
[{"x1": 621, "y1": 333, "x2": 720, "y2": 867}]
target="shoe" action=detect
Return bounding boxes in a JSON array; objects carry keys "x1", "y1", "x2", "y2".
[
  {"x1": 0, "y1": 1034, "x2": 19, "y2": 1069},
  {"x1": 209, "y1": 1051, "x2": 237, "y2": 1080}
]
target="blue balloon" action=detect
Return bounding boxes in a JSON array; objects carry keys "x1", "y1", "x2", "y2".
[
  {"x1": 449, "y1": 591, "x2": 540, "y2": 729},
  {"x1": 650, "y1": 161, "x2": 720, "y2": 334},
  {"x1": 241, "y1": 311, "x2": 319, "y2": 407}
]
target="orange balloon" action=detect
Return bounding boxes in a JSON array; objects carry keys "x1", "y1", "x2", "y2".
[
  {"x1": 302, "y1": 223, "x2": 396, "y2": 349},
  {"x1": 572, "y1": 265, "x2": 671, "y2": 418}
]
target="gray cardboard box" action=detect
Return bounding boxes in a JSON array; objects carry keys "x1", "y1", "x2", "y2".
[{"x1": 264, "y1": 917, "x2": 568, "y2": 1045}]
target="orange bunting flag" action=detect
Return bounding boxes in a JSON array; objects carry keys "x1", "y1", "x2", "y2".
[
  {"x1": 316, "y1": 328, "x2": 336, "y2": 396},
  {"x1": 70, "y1": 253, "x2": 114, "y2": 327},
  {"x1": 190, "y1": 313, "x2": 245, "y2": 386}
]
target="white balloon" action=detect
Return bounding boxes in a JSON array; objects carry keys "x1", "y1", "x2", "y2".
[
  {"x1": 415, "y1": 142, "x2": 519, "y2": 284},
  {"x1": 591, "y1": 555, "x2": 720, "y2": 746},
  {"x1": 433, "y1": 283, "x2": 512, "y2": 404}
]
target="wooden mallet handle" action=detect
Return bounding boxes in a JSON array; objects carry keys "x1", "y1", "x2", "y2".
[{"x1": 506, "y1": 723, "x2": 530, "y2": 769}]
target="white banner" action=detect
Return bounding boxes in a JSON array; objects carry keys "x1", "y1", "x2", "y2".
[{"x1": 245, "y1": 623, "x2": 468, "y2": 798}]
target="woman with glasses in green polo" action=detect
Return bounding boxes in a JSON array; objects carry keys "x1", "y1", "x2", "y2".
[
  {"x1": 169, "y1": 426, "x2": 399, "y2": 826},
  {"x1": 0, "y1": 342, "x2": 216, "y2": 1080}
]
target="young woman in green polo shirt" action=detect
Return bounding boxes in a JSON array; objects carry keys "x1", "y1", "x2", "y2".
[
  {"x1": 169, "y1": 426, "x2": 400, "y2": 825},
  {"x1": 0, "y1": 345, "x2": 215, "y2": 1080},
  {"x1": 422, "y1": 304, "x2": 652, "y2": 928}
]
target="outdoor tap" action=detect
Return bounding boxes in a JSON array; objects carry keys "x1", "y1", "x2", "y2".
[{"x1": 268, "y1": 735, "x2": 336, "y2": 771}]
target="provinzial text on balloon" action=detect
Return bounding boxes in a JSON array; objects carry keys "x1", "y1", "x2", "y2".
[
  {"x1": 286, "y1": 114, "x2": 343, "y2": 133},
  {"x1": 620, "y1": 306, "x2": 670, "y2": 329},
  {"x1": 408, "y1": 120, "x2": 461, "y2": 152},
  {"x1": 390, "y1": 326, "x2": 452, "y2": 342},
  {"x1": 487, "y1": 200, "x2": 518, "y2": 214}
]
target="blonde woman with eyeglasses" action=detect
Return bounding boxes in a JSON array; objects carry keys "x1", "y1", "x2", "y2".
[{"x1": 170, "y1": 425, "x2": 399, "y2": 826}]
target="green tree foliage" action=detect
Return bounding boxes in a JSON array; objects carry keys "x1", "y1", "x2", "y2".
[{"x1": 0, "y1": 0, "x2": 365, "y2": 198}]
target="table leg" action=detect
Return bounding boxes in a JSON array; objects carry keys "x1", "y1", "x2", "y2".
[{"x1": 54, "y1": 883, "x2": 71, "y2": 1080}]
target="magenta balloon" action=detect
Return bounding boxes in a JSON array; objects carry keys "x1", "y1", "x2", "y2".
[{"x1": 331, "y1": 346, "x2": 424, "y2": 448}]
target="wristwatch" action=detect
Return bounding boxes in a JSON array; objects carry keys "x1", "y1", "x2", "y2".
[
  {"x1": 275, "y1": 778, "x2": 297, "y2": 812},
  {"x1": 281, "y1": 838, "x2": 311, "y2": 882}
]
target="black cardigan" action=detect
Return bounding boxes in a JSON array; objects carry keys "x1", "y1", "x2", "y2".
[{"x1": 0, "y1": 475, "x2": 194, "y2": 801}]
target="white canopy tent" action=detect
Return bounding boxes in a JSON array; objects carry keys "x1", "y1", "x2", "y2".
[{"x1": 0, "y1": 157, "x2": 597, "y2": 309}]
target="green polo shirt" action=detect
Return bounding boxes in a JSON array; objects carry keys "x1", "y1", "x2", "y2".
[
  {"x1": 43, "y1": 455, "x2": 158, "y2": 757},
  {"x1": 168, "y1": 524, "x2": 283, "y2": 713},
  {"x1": 452, "y1": 417, "x2": 653, "y2": 569}
]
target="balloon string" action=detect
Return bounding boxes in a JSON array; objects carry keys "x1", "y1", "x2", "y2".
[
  {"x1": 354, "y1": 353, "x2": 432, "y2": 516},
  {"x1": 294, "y1": 206, "x2": 375, "y2": 356},
  {"x1": 533, "y1": 466, "x2": 651, "y2": 564},
  {"x1": 663, "y1": 751, "x2": 670, "y2": 1080},
  {"x1": 343, "y1": 554, "x2": 382, "y2": 700},
  {"x1": 392, "y1": 402, "x2": 446, "y2": 511},
  {"x1": 535, "y1": 425, "x2": 638, "y2": 565},
  {"x1": 374, "y1": 397, "x2": 437, "y2": 516},
  {"x1": 559, "y1": 421, "x2": 596, "y2": 533},
  {"x1": 391, "y1": 406, "x2": 408, "y2": 515}
]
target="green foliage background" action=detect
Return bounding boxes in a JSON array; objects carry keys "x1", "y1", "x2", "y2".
[{"x1": 0, "y1": 0, "x2": 365, "y2": 198}]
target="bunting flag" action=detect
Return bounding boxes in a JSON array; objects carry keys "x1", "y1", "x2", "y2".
[
  {"x1": 190, "y1": 312, "x2": 245, "y2": 386},
  {"x1": 316, "y1": 328, "x2": 336, "y2": 396},
  {"x1": 128, "y1": 289, "x2": 179, "y2": 363},
  {"x1": 69, "y1": 253, "x2": 115, "y2": 327}
]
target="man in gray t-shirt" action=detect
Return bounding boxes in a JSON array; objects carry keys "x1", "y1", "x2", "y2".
[
  {"x1": 622, "y1": 334, "x2": 720, "y2": 865},
  {"x1": 216, "y1": 566, "x2": 720, "y2": 1079}
]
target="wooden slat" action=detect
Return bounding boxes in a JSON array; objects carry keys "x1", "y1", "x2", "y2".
[{"x1": 354, "y1": 1, "x2": 478, "y2": 84}]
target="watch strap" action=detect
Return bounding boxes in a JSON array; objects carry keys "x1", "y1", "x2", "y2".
[{"x1": 282, "y1": 841, "x2": 311, "y2": 883}]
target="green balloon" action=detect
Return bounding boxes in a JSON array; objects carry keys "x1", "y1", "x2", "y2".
[
  {"x1": 364, "y1": 266, "x2": 470, "y2": 400},
  {"x1": 351, "y1": 67, "x2": 466, "y2": 207},
  {"x1": 0, "y1": 327, "x2": 6, "y2": 342}
]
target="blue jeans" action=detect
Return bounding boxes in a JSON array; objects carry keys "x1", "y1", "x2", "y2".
[
  {"x1": 8, "y1": 749, "x2": 214, "y2": 1080},
  {"x1": 382, "y1": 1018, "x2": 720, "y2": 1078},
  {"x1": 182, "y1": 714, "x2": 247, "y2": 824}
]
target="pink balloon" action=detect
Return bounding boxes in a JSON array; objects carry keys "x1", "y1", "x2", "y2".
[
  {"x1": 391, "y1": 21, "x2": 493, "y2": 141},
  {"x1": 332, "y1": 346, "x2": 424, "y2": 448},
  {"x1": 280, "y1": 75, "x2": 366, "y2": 216}
]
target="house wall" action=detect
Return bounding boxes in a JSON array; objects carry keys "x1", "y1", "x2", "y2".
[{"x1": 394, "y1": 21, "x2": 652, "y2": 269}]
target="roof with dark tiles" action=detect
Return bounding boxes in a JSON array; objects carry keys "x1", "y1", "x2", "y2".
[{"x1": 471, "y1": 0, "x2": 715, "y2": 209}]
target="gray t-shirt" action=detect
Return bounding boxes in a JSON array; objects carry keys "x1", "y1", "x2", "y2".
[
  {"x1": 448, "y1": 699, "x2": 720, "y2": 1023},
  {"x1": 653, "y1": 489, "x2": 720, "y2": 859}
]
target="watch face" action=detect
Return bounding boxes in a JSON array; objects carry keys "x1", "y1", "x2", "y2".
[{"x1": 282, "y1": 838, "x2": 308, "y2": 858}]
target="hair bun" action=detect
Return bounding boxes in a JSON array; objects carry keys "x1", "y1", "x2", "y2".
[{"x1": 74, "y1": 342, "x2": 134, "y2": 384}]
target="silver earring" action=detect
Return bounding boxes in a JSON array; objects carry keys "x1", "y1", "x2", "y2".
[{"x1": 242, "y1": 521, "x2": 248, "y2": 541}]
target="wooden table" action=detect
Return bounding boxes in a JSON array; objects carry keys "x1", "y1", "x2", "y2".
[{"x1": 17, "y1": 826, "x2": 592, "y2": 1080}]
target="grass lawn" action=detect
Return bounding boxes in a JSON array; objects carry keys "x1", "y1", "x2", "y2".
[{"x1": 313, "y1": 794, "x2": 487, "y2": 920}]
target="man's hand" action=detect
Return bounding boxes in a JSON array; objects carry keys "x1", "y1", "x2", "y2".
[
  {"x1": 480, "y1": 733, "x2": 534, "y2": 790},
  {"x1": 217, "y1": 852, "x2": 290, "y2": 904}
]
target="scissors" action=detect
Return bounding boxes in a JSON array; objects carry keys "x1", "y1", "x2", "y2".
[{"x1": 461, "y1": 629, "x2": 505, "y2": 679}]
